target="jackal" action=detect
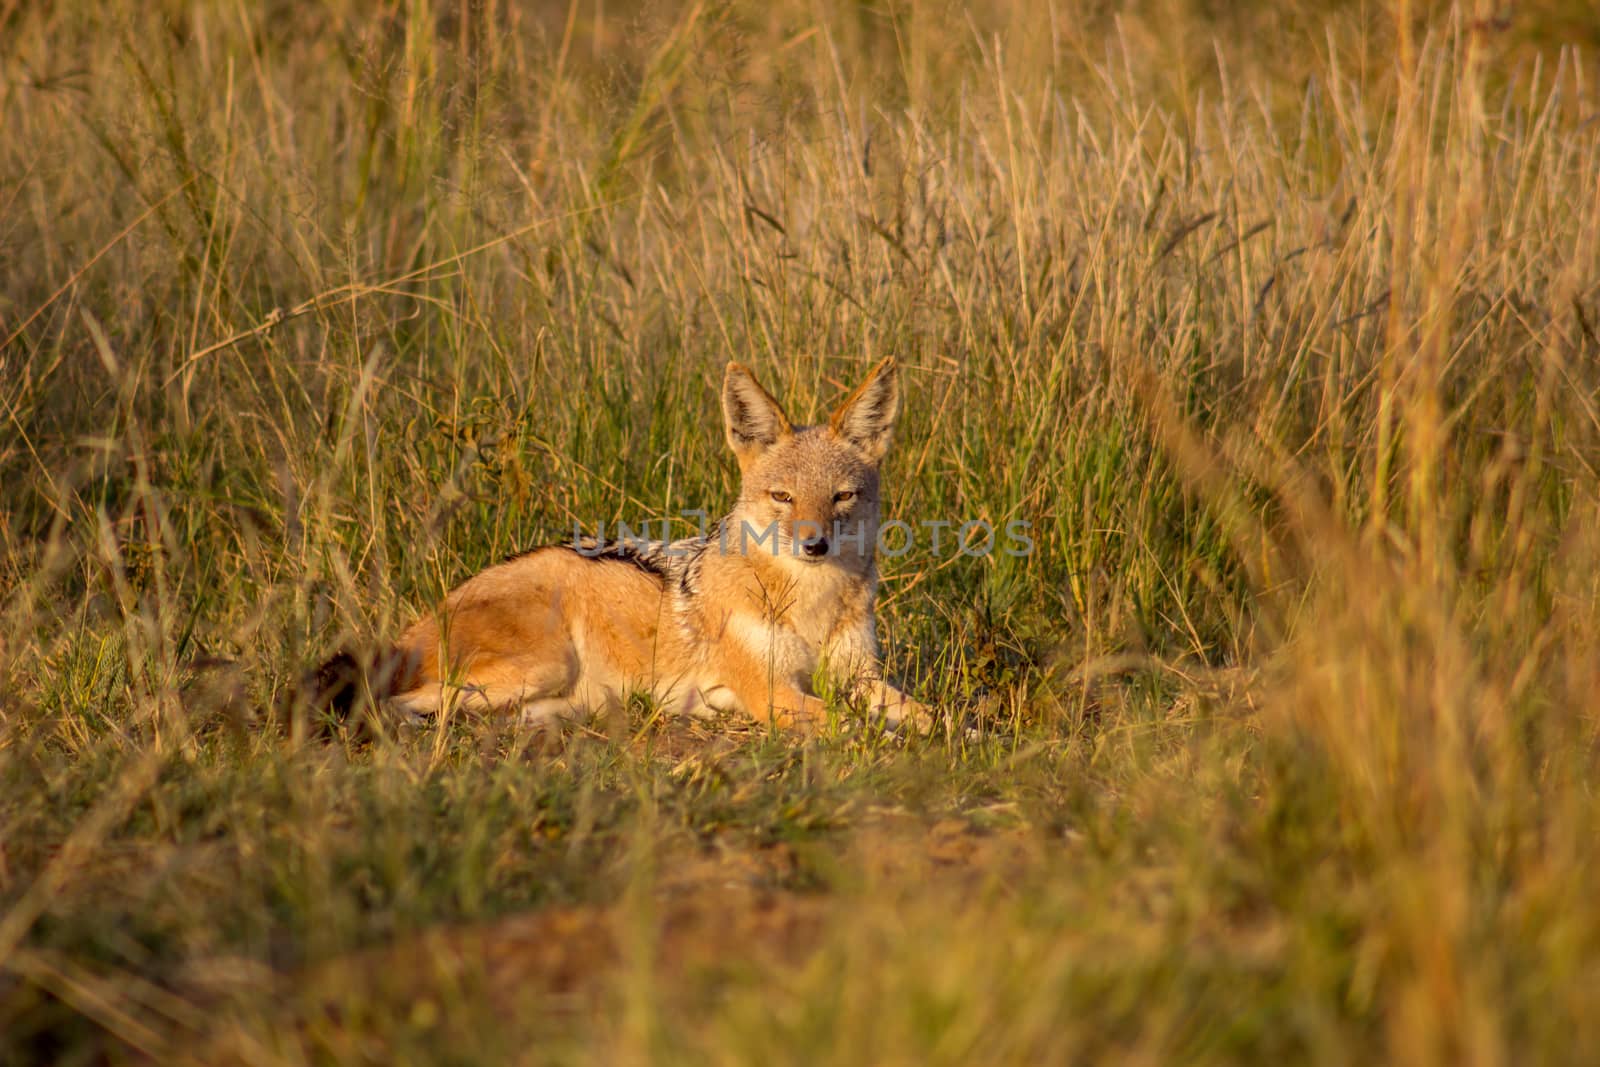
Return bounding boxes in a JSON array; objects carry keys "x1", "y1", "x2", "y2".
[{"x1": 305, "y1": 358, "x2": 930, "y2": 733}]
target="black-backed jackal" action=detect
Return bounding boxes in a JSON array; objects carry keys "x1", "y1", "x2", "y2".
[{"x1": 305, "y1": 358, "x2": 929, "y2": 733}]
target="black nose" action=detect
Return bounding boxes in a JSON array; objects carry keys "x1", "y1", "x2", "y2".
[{"x1": 801, "y1": 537, "x2": 829, "y2": 558}]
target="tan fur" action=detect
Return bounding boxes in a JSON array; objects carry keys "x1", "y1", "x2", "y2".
[{"x1": 361, "y1": 358, "x2": 928, "y2": 733}]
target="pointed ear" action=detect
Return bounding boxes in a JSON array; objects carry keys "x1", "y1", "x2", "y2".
[
  {"x1": 722, "y1": 362, "x2": 792, "y2": 462},
  {"x1": 829, "y1": 357, "x2": 901, "y2": 461}
]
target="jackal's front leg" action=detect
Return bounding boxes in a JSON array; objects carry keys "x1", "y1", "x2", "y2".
[
  {"x1": 854, "y1": 677, "x2": 934, "y2": 733},
  {"x1": 713, "y1": 646, "x2": 829, "y2": 732},
  {"x1": 747, "y1": 677, "x2": 829, "y2": 732},
  {"x1": 823, "y1": 631, "x2": 933, "y2": 733}
]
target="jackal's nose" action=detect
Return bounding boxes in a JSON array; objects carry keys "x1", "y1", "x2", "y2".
[{"x1": 801, "y1": 536, "x2": 830, "y2": 558}]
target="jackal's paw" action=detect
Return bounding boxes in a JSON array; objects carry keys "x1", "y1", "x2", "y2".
[
  {"x1": 865, "y1": 695, "x2": 934, "y2": 736},
  {"x1": 768, "y1": 703, "x2": 828, "y2": 734}
]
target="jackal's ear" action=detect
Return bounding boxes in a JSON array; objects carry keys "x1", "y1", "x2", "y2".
[
  {"x1": 829, "y1": 357, "x2": 900, "y2": 461},
  {"x1": 723, "y1": 362, "x2": 793, "y2": 461}
]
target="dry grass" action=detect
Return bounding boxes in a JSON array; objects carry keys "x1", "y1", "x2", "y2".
[{"x1": 4, "y1": 0, "x2": 1600, "y2": 1062}]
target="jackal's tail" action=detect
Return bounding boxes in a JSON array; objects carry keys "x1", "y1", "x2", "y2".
[{"x1": 291, "y1": 646, "x2": 413, "y2": 731}]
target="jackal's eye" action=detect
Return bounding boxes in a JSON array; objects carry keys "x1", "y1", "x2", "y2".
[
  {"x1": 770, "y1": 490, "x2": 793, "y2": 504},
  {"x1": 834, "y1": 490, "x2": 856, "y2": 504}
]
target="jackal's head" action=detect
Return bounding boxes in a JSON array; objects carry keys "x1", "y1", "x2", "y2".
[{"x1": 721, "y1": 358, "x2": 900, "y2": 574}]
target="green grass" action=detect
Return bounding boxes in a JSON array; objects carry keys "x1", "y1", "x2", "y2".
[{"x1": 4, "y1": 0, "x2": 1600, "y2": 1061}]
